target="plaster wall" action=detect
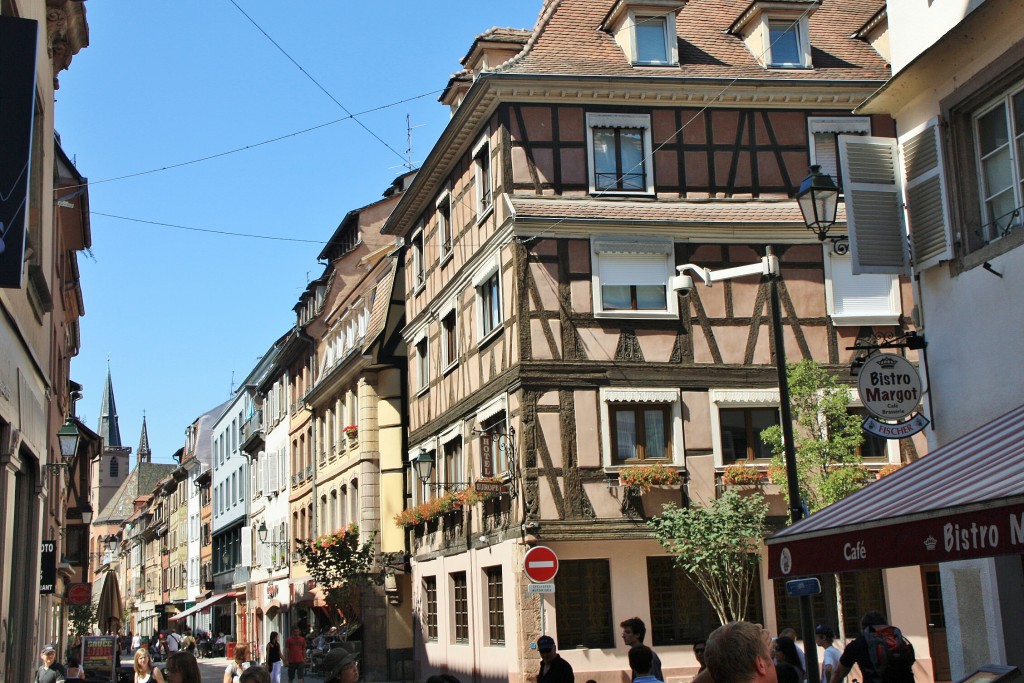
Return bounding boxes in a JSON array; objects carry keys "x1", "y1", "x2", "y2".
[{"x1": 888, "y1": 0, "x2": 991, "y2": 73}]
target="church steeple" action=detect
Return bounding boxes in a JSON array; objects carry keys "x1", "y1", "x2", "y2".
[
  {"x1": 98, "y1": 362, "x2": 122, "y2": 448},
  {"x1": 137, "y1": 414, "x2": 152, "y2": 465}
]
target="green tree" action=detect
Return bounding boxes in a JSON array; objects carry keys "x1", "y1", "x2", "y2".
[
  {"x1": 648, "y1": 490, "x2": 768, "y2": 624},
  {"x1": 762, "y1": 360, "x2": 869, "y2": 514},
  {"x1": 295, "y1": 525, "x2": 380, "y2": 626},
  {"x1": 67, "y1": 602, "x2": 97, "y2": 644}
]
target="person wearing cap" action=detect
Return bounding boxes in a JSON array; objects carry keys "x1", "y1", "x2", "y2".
[
  {"x1": 814, "y1": 626, "x2": 841, "y2": 683},
  {"x1": 321, "y1": 650, "x2": 359, "y2": 683},
  {"x1": 36, "y1": 646, "x2": 66, "y2": 683},
  {"x1": 537, "y1": 635, "x2": 574, "y2": 683}
]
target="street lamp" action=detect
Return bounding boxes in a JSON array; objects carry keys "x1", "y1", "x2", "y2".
[
  {"x1": 795, "y1": 165, "x2": 839, "y2": 240},
  {"x1": 672, "y1": 246, "x2": 819, "y2": 683},
  {"x1": 80, "y1": 504, "x2": 93, "y2": 525},
  {"x1": 256, "y1": 521, "x2": 289, "y2": 547},
  {"x1": 47, "y1": 418, "x2": 81, "y2": 473}
]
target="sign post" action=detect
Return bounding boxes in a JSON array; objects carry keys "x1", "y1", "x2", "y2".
[{"x1": 524, "y1": 546, "x2": 559, "y2": 637}]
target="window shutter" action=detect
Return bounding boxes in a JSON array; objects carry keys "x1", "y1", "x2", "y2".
[
  {"x1": 601, "y1": 253, "x2": 667, "y2": 285},
  {"x1": 901, "y1": 120, "x2": 952, "y2": 270},
  {"x1": 241, "y1": 526, "x2": 252, "y2": 567},
  {"x1": 838, "y1": 135, "x2": 910, "y2": 275},
  {"x1": 813, "y1": 133, "x2": 839, "y2": 181},
  {"x1": 269, "y1": 448, "x2": 278, "y2": 493},
  {"x1": 829, "y1": 254, "x2": 897, "y2": 317}
]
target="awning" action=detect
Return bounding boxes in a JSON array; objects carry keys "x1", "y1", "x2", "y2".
[
  {"x1": 767, "y1": 403, "x2": 1024, "y2": 579},
  {"x1": 169, "y1": 591, "x2": 243, "y2": 622}
]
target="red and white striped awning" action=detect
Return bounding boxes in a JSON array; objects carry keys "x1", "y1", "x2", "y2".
[{"x1": 767, "y1": 403, "x2": 1024, "y2": 579}]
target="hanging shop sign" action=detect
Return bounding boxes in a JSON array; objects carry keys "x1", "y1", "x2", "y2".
[
  {"x1": 857, "y1": 354, "x2": 922, "y2": 421},
  {"x1": 40, "y1": 540, "x2": 56, "y2": 594},
  {"x1": 862, "y1": 413, "x2": 930, "y2": 439}
]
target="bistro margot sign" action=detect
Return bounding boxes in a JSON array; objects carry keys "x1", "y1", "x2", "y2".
[{"x1": 857, "y1": 354, "x2": 922, "y2": 420}]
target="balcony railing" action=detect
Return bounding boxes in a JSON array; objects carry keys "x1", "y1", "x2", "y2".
[{"x1": 239, "y1": 410, "x2": 264, "y2": 454}]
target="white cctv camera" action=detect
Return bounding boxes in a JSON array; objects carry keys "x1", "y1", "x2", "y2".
[{"x1": 672, "y1": 273, "x2": 696, "y2": 295}]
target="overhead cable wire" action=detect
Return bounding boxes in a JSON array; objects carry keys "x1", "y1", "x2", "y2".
[
  {"x1": 226, "y1": 0, "x2": 408, "y2": 164},
  {"x1": 91, "y1": 211, "x2": 327, "y2": 245}
]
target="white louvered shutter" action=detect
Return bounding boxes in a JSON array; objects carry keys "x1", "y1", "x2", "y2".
[
  {"x1": 838, "y1": 135, "x2": 910, "y2": 275},
  {"x1": 269, "y1": 447, "x2": 279, "y2": 493},
  {"x1": 901, "y1": 120, "x2": 953, "y2": 270},
  {"x1": 241, "y1": 525, "x2": 252, "y2": 567}
]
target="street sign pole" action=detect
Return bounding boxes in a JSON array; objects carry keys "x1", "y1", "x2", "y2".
[{"x1": 524, "y1": 546, "x2": 559, "y2": 637}]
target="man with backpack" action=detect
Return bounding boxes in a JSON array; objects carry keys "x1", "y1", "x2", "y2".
[{"x1": 829, "y1": 612, "x2": 915, "y2": 683}]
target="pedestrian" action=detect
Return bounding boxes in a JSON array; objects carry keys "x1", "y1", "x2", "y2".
[
  {"x1": 694, "y1": 639, "x2": 707, "y2": 675},
  {"x1": 36, "y1": 646, "x2": 66, "y2": 683},
  {"x1": 779, "y1": 629, "x2": 806, "y2": 673},
  {"x1": 425, "y1": 676, "x2": 461, "y2": 683},
  {"x1": 224, "y1": 644, "x2": 253, "y2": 683},
  {"x1": 266, "y1": 632, "x2": 283, "y2": 683},
  {"x1": 829, "y1": 612, "x2": 915, "y2": 683},
  {"x1": 65, "y1": 654, "x2": 85, "y2": 682},
  {"x1": 134, "y1": 647, "x2": 166, "y2": 683},
  {"x1": 285, "y1": 627, "x2": 306, "y2": 683},
  {"x1": 536, "y1": 635, "x2": 574, "y2": 683},
  {"x1": 773, "y1": 636, "x2": 805, "y2": 683},
  {"x1": 180, "y1": 630, "x2": 196, "y2": 655},
  {"x1": 620, "y1": 618, "x2": 663, "y2": 681},
  {"x1": 815, "y1": 626, "x2": 841, "y2": 683},
  {"x1": 240, "y1": 667, "x2": 273, "y2": 683},
  {"x1": 166, "y1": 630, "x2": 181, "y2": 654},
  {"x1": 132, "y1": 632, "x2": 143, "y2": 652},
  {"x1": 705, "y1": 621, "x2": 778, "y2": 683},
  {"x1": 321, "y1": 651, "x2": 358, "y2": 683},
  {"x1": 629, "y1": 645, "x2": 660, "y2": 683},
  {"x1": 165, "y1": 652, "x2": 202, "y2": 683}
]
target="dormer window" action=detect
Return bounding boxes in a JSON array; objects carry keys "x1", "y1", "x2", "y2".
[
  {"x1": 729, "y1": 0, "x2": 818, "y2": 70},
  {"x1": 602, "y1": 0, "x2": 681, "y2": 67}
]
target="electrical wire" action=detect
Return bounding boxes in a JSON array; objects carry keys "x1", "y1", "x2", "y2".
[
  {"x1": 91, "y1": 211, "x2": 327, "y2": 245},
  {"x1": 226, "y1": 0, "x2": 408, "y2": 164}
]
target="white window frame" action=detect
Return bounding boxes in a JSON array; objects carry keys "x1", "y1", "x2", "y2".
[
  {"x1": 439, "y1": 297, "x2": 459, "y2": 373},
  {"x1": 436, "y1": 188, "x2": 453, "y2": 264},
  {"x1": 599, "y1": 387, "x2": 684, "y2": 468},
  {"x1": 473, "y1": 133, "x2": 493, "y2": 223},
  {"x1": 845, "y1": 388, "x2": 901, "y2": 465},
  {"x1": 972, "y1": 83, "x2": 1024, "y2": 244},
  {"x1": 823, "y1": 248, "x2": 901, "y2": 326},
  {"x1": 630, "y1": 12, "x2": 678, "y2": 66},
  {"x1": 807, "y1": 117, "x2": 871, "y2": 188},
  {"x1": 411, "y1": 224, "x2": 426, "y2": 294},
  {"x1": 440, "y1": 423, "x2": 464, "y2": 488},
  {"x1": 709, "y1": 388, "x2": 781, "y2": 468},
  {"x1": 476, "y1": 395, "x2": 509, "y2": 477},
  {"x1": 473, "y1": 256, "x2": 503, "y2": 343},
  {"x1": 410, "y1": 440, "x2": 438, "y2": 505},
  {"x1": 764, "y1": 15, "x2": 811, "y2": 69},
  {"x1": 591, "y1": 237, "x2": 678, "y2": 319},
  {"x1": 414, "y1": 331, "x2": 429, "y2": 396},
  {"x1": 586, "y1": 113, "x2": 656, "y2": 196}
]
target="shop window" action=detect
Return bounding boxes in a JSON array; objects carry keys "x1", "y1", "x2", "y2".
[{"x1": 555, "y1": 560, "x2": 614, "y2": 649}]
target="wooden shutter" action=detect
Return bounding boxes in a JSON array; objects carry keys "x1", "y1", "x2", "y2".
[
  {"x1": 269, "y1": 447, "x2": 279, "y2": 493},
  {"x1": 838, "y1": 136, "x2": 910, "y2": 275},
  {"x1": 902, "y1": 120, "x2": 953, "y2": 270}
]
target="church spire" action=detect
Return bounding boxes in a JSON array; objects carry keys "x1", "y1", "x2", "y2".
[
  {"x1": 137, "y1": 413, "x2": 151, "y2": 465},
  {"x1": 98, "y1": 361, "x2": 122, "y2": 448}
]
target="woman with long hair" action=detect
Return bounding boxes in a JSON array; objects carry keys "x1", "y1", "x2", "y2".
[
  {"x1": 165, "y1": 652, "x2": 202, "y2": 683},
  {"x1": 223, "y1": 643, "x2": 252, "y2": 683},
  {"x1": 266, "y1": 632, "x2": 282, "y2": 683},
  {"x1": 773, "y1": 636, "x2": 806, "y2": 683},
  {"x1": 134, "y1": 647, "x2": 166, "y2": 683}
]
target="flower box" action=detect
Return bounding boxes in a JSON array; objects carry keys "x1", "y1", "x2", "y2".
[
  {"x1": 617, "y1": 463, "x2": 681, "y2": 493},
  {"x1": 721, "y1": 465, "x2": 767, "y2": 486}
]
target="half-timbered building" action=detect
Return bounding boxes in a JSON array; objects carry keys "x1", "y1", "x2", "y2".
[{"x1": 381, "y1": 1, "x2": 932, "y2": 680}]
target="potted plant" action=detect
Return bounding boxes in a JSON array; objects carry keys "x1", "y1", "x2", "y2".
[
  {"x1": 876, "y1": 463, "x2": 903, "y2": 479},
  {"x1": 721, "y1": 464, "x2": 766, "y2": 486},
  {"x1": 618, "y1": 463, "x2": 681, "y2": 493},
  {"x1": 343, "y1": 425, "x2": 358, "y2": 440}
]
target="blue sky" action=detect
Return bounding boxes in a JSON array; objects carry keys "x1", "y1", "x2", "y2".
[{"x1": 57, "y1": 1, "x2": 540, "y2": 463}]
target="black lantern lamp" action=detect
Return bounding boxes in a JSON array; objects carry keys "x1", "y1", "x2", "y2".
[
  {"x1": 796, "y1": 165, "x2": 839, "y2": 240},
  {"x1": 47, "y1": 418, "x2": 82, "y2": 472},
  {"x1": 413, "y1": 448, "x2": 435, "y2": 484}
]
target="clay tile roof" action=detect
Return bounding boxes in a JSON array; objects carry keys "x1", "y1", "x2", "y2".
[
  {"x1": 460, "y1": 27, "x2": 534, "y2": 66},
  {"x1": 509, "y1": 196, "x2": 847, "y2": 224},
  {"x1": 497, "y1": 0, "x2": 890, "y2": 81}
]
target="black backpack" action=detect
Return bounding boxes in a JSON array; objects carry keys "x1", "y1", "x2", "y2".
[{"x1": 863, "y1": 625, "x2": 915, "y2": 683}]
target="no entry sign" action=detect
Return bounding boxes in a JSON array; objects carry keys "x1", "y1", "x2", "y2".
[{"x1": 524, "y1": 546, "x2": 559, "y2": 583}]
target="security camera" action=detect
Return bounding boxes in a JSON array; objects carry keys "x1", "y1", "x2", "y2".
[{"x1": 672, "y1": 273, "x2": 696, "y2": 295}]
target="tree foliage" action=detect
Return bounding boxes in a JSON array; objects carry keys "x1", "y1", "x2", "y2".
[
  {"x1": 67, "y1": 602, "x2": 97, "y2": 639},
  {"x1": 648, "y1": 490, "x2": 768, "y2": 624},
  {"x1": 762, "y1": 360, "x2": 869, "y2": 514},
  {"x1": 295, "y1": 525, "x2": 380, "y2": 624}
]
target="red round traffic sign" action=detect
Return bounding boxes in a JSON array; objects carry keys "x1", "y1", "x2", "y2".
[
  {"x1": 67, "y1": 583, "x2": 92, "y2": 605},
  {"x1": 524, "y1": 546, "x2": 559, "y2": 583}
]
